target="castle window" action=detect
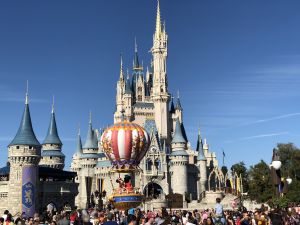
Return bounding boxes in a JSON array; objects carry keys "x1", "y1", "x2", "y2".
[
  {"x1": 16, "y1": 146, "x2": 19, "y2": 149},
  {"x1": 138, "y1": 95, "x2": 142, "y2": 101},
  {"x1": 29, "y1": 146, "x2": 32, "y2": 149},
  {"x1": 50, "y1": 156, "x2": 52, "y2": 159},
  {"x1": 138, "y1": 87, "x2": 142, "y2": 91},
  {"x1": 154, "y1": 159, "x2": 161, "y2": 171},
  {"x1": 146, "y1": 158, "x2": 153, "y2": 171}
]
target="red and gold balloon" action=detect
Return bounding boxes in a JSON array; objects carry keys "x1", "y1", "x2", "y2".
[{"x1": 100, "y1": 121, "x2": 150, "y2": 172}]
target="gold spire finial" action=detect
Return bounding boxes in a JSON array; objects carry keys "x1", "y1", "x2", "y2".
[
  {"x1": 155, "y1": 0, "x2": 162, "y2": 39},
  {"x1": 120, "y1": 53, "x2": 124, "y2": 81},
  {"x1": 25, "y1": 80, "x2": 29, "y2": 105}
]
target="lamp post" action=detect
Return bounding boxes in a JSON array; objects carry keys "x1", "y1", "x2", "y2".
[{"x1": 270, "y1": 148, "x2": 282, "y2": 197}]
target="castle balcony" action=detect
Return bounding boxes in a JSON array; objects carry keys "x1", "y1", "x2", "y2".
[{"x1": 144, "y1": 170, "x2": 164, "y2": 177}]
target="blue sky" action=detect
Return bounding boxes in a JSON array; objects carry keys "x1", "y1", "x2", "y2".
[{"x1": 1, "y1": 0, "x2": 300, "y2": 169}]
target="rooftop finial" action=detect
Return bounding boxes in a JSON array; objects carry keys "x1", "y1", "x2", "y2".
[
  {"x1": 78, "y1": 123, "x2": 81, "y2": 135},
  {"x1": 25, "y1": 80, "x2": 29, "y2": 105},
  {"x1": 177, "y1": 90, "x2": 180, "y2": 99},
  {"x1": 52, "y1": 95, "x2": 55, "y2": 113},
  {"x1": 120, "y1": 53, "x2": 124, "y2": 81},
  {"x1": 89, "y1": 111, "x2": 92, "y2": 124},
  {"x1": 135, "y1": 37, "x2": 138, "y2": 53},
  {"x1": 126, "y1": 68, "x2": 130, "y2": 79},
  {"x1": 155, "y1": 0, "x2": 162, "y2": 39}
]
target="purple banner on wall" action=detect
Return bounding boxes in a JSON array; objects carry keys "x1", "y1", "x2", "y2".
[{"x1": 22, "y1": 166, "x2": 37, "y2": 217}]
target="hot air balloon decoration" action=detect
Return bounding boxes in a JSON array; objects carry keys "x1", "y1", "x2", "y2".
[{"x1": 100, "y1": 120, "x2": 150, "y2": 210}]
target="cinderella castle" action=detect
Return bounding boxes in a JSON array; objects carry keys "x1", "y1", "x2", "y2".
[
  {"x1": 71, "y1": 1, "x2": 221, "y2": 210},
  {"x1": 0, "y1": 1, "x2": 223, "y2": 214}
]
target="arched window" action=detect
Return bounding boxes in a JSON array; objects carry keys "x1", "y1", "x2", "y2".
[
  {"x1": 146, "y1": 159, "x2": 153, "y2": 171},
  {"x1": 154, "y1": 159, "x2": 161, "y2": 171},
  {"x1": 138, "y1": 95, "x2": 142, "y2": 101}
]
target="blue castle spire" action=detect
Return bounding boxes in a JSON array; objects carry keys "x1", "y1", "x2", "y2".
[
  {"x1": 76, "y1": 128, "x2": 82, "y2": 155},
  {"x1": 83, "y1": 112, "x2": 98, "y2": 149},
  {"x1": 171, "y1": 118, "x2": 186, "y2": 144},
  {"x1": 43, "y1": 99, "x2": 62, "y2": 145},
  {"x1": 196, "y1": 129, "x2": 205, "y2": 160},
  {"x1": 9, "y1": 87, "x2": 40, "y2": 147}
]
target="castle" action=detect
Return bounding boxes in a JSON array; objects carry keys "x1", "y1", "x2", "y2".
[
  {"x1": 0, "y1": 92, "x2": 78, "y2": 215},
  {"x1": 0, "y1": 1, "x2": 222, "y2": 215},
  {"x1": 72, "y1": 1, "x2": 220, "y2": 210}
]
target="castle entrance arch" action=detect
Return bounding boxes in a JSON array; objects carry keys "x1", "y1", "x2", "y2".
[{"x1": 143, "y1": 182, "x2": 163, "y2": 199}]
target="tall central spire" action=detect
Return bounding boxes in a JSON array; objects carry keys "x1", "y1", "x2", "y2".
[
  {"x1": 133, "y1": 37, "x2": 141, "y2": 70},
  {"x1": 155, "y1": 0, "x2": 162, "y2": 39},
  {"x1": 120, "y1": 54, "x2": 124, "y2": 81}
]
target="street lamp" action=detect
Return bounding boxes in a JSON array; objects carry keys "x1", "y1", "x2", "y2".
[
  {"x1": 270, "y1": 149, "x2": 281, "y2": 197},
  {"x1": 286, "y1": 177, "x2": 292, "y2": 185}
]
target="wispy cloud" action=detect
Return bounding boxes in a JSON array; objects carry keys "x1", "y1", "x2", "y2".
[
  {"x1": 238, "y1": 113, "x2": 300, "y2": 127},
  {"x1": 224, "y1": 131, "x2": 289, "y2": 143}
]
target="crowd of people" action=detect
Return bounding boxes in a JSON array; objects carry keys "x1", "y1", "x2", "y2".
[{"x1": 1, "y1": 199, "x2": 300, "y2": 225}]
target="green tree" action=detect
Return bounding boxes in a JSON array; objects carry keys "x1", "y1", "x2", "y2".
[
  {"x1": 246, "y1": 143, "x2": 300, "y2": 204},
  {"x1": 248, "y1": 160, "x2": 273, "y2": 203}
]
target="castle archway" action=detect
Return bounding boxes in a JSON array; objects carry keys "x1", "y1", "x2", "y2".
[{"x1": 143, "y1": 182, "x2": 163, "y2": 199}]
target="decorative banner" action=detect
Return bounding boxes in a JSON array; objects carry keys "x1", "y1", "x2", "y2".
[{"x1": 22, "y1": 166, "x2": 37, "y2": 217}]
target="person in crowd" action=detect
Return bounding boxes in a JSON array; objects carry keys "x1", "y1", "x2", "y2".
[{"x1": 103, "y1": 213, "x2": 117, "y2": 225}]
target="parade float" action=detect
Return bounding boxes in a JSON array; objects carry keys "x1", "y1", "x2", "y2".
[{"x1": 100, "y1": 120, "x2": 150, "y2": 210}]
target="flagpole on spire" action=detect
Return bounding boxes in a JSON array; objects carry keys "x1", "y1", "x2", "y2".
[
  {"x1": 52, "y1": 95, "x2": 55, "y2": 113},
  {"x1": 89, "y1": 110, "x2": 92, "y2": 125},
  {"x1": 25, "y1": 80, "x2": 29, "y2": 105},
  {"x1": 120, "y1": 53, "x2": 124, "y2": 81}
]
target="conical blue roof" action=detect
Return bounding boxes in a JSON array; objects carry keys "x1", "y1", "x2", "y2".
[
  {"x1": 83, "y1": 122, "x2": 98, "y2": 149},
  {"x1": 92, "y1": 130, "x2": 99, "y2": 148},
  {"x1": 175, "y1": 97, "x2": 182, "y2": 110},
  {"x1": 9, "y1": 101, "x2": 40, "y2": 147},
  {"x1": 171, "y1": 118, "x2": 186, "y2": 144},
  {"x1": 76, "y1": 133, "x2": 82, "y2": 155},
  {"x1": 196, "y1": 130, "x2": 205, "y2": 160},
  {"x1": 43, "y1": 110, "x2": 62, "y2": 145}
]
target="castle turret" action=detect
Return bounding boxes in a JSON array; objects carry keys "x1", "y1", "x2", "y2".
[
  {"x1": 196, "y1": 129, "x2": 207, "y2": 199},
  {"x1": 170, "y1": 118, "x2": 188, "y2": 196},
  {"x1": 78, "y1": 113, "x2": 99, "y2": 209},
  {"x1": 8, "y1": 87, "x2": 41, "y2": 216},
  {"x1": 40, "y1": 100, "x2": 65, "y2": 169},
  {"x1": 151, "y1": 0, "x2": 170, "y2": 140},
  {"x1": 71, "y1": 128, "x2": 83, "y2": 172},
  {"x1": 114, "y1": 56, "x2": 126, "y2": 123}
]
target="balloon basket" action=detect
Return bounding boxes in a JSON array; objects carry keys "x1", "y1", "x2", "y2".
[{"x1": 108, "y1": 188, "x2": 144, "y2": 211}]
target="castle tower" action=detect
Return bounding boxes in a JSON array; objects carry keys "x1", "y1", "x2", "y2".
[
  {"x1": 7, "y1": 88, "x2": 41, "y2": 216},
  {"x1": 40, "y1": 99, "x2": 65, "y2": 169},
  {"x1": 170, "y1": 118, "x2": 188, "y2": 196},
  {"x1": 78, "y1": 113, "x2": 99, "y2": 209},
  {"x1": 71, "y1": 128, "x2": 83, "y2": 173},
  {"x1": 124, "y1": 70, "x2": 133, "y2": 121},
  {"x1": 114, "y1": 56, "x2": 126, "y2": 123},
  {"x1": 151, "y1": 0, "x2": 170, "y2": 140},
  {"x1": 196, "y1": 129, "x2": 207, "y2": 199},
  {"x1": 71, "y1": 128, "x2": 83, "y2": 207}
]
